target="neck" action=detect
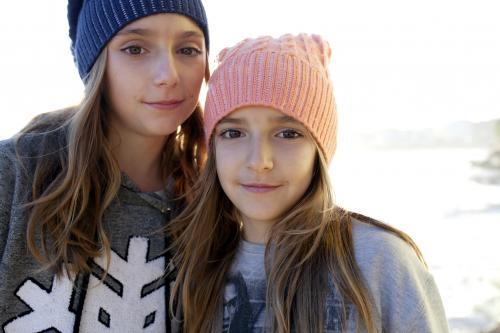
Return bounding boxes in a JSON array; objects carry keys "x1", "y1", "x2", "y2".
[
  {"x1": 241, "y1": 216, "x2": 273, "y2": 244},
  {"x1": 109, "y1": 131, "x2": 168, "y2": 192}
]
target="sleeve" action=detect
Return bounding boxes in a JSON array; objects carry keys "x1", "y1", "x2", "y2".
[
  {"x1": 0, "y1": 139, "x2": 17, "y2": 261},
  {"x1": 352, "y1": 221, "x2": 450, "y2": 333},
  {"x1": 406, "y1": 274, "x2": 450, "y2": 333}
]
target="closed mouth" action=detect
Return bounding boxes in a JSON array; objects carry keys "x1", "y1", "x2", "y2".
[
  {"x1": 241, "y1": 183, "x2": 282, "y2": 193},
  {"x1": 144, "y1": 99, "x2": 184, "y2": 109}
]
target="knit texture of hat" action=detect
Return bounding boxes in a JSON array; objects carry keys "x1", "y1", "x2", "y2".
[
  {"x1": 204, "y1": 33, "x2": 337, "y2": 162},
  {"x1": 68, "y1": 0, "x2": 209, "y2": 79}
]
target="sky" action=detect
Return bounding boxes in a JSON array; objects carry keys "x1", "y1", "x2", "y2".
[{"x1": 0, "y1": 0, "x2": 499, "y2": 139}]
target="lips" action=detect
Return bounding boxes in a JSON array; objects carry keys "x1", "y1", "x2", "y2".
[
  {"x1": 144, "y1": 99, "x2": 184, "y2": 110},
  {"x1": 241, "y1": 183, "x2": 282, "y2": 193}
]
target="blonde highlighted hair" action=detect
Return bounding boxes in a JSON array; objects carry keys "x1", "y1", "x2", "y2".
[
  {"x1": 17, "y1": 48, "x2": 209, "y2": 276},
  {"x1": 169, "y1": 139, "x2": 424, "y2": 332}
]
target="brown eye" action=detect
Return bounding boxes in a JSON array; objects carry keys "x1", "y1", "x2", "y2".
[
  {"x1": 277, "y1": 129, "x2": 302, "y2": 139},
  {"x1": 220, "y1": 129, "x2": 243, "y2": 139},
  {"x1": 178, "y1": 47, "x2": 202, "y2": 56}
]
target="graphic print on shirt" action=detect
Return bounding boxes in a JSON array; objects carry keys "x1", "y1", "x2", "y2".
[
  {"x1": 222, "y1": 272, "x2": 354, "y2": 333},
  {"x1": 222, "y1": 272, "x2": 267, "y2": 332},
  {"x1": 3, "y1": 236, "x2": 166, "y2": 332}
]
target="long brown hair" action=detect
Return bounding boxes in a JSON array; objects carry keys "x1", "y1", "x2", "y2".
[
  {"x1": 17, "y1": 49, "x2": 209, "y2": 276},
  {"x1": 169, "y1": 140, "x2": 424, "y2": 332}
]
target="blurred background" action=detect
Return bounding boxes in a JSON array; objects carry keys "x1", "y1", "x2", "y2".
[{"x1": 1, "y1": 1, "x2": 498, "y2": 331}]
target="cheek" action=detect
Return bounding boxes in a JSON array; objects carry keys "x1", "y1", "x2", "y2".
[
  {"x1": 281, "y1": 144, "x2": 315, "y2": 166},
  {"x1": 105, "y1": 57, "x2": 140, "y2": 102},
  {"x1": 105, "y1": 76, "x2": 132, "y2": 113},
  {"x1": 302, "y1": 148, "x2": 317, "y2": 181},
  {"x1": 294, "y1": 161, "x2": 315, "y2": 189},
  {"x1": 215, "y1": 147, "x2": 231, "y2": 185},
  {"x1": 282, "y1": 145, "x2": 316, "y2": 186},
  {"x1": 106, "y1": 54, "x2": 129, "y2": 82},
  {"x1": 183, "y1": 61, "x2": 206, "y2": 94},
  {"x1": 215, "y1": 144, "x2": 242, "y2": 185}
]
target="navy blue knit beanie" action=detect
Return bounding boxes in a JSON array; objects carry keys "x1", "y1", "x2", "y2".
[{"x1": 68, "y1": 0, "x2": 209, "y2": 79}]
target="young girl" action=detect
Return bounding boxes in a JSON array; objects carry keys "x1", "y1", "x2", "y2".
[
  {"x1": 169, "y1": 34, "x2": 449, "y2": 332},
  {"x1": 0, "y1": 0, "x2": 209, "y2": 331}
]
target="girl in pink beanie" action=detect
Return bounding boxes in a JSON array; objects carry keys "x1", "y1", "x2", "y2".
[{"x1": 169, "y1": 34, "x2": 449, "y2": 332}]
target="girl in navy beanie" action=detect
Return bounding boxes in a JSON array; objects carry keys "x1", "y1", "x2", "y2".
[{"x1": 0, "y1": 1, "x2": 209, "y2": 331}]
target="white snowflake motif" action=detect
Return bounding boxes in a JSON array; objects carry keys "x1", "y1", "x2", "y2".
[
  {"x1": 4, "y1": 236, "x2": 166, "y2": 332},
  {"x1": 4, "y1": 275, "x2": 76, "y2": 333},
  {"x1": 79, "y1": 237, "x2": 166, "y2": 331}
]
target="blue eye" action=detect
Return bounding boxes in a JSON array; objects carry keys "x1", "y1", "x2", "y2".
[
  {"x1": 277, "y1": 129, "x2": 302, "y2": 139},
  {"x1": 220, "y1": 129, "x2": 243, "y2": 139}
]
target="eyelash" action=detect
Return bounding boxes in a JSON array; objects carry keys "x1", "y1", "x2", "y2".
[
  {"x1": 277, "y1": 128, "x2": 303, "y2": 139},
  {"x1": 219, "y1": 129, "x2": 243, "y2": 139},
  {"x1": 121, "y1": 45, "x2": 146, "y2": 56},
  {"x1": 178, "y1": 47, "x2": 202, "y2": 56},
  {"x1": 120, "y1": 46, "x2": 202, "y2": 57},
  {"x1": 218, "y1": 128, "x2": 304, "y2": 140}
]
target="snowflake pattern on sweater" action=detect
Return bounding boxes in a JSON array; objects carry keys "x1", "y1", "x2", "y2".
[{"x1": 3, "y1": 237, "x2": 167, "y2": 333}]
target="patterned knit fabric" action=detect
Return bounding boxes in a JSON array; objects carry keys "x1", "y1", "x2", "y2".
[
  {"x1": 204, "y1": 34, "x2": 337, "y2": 162},
  {"x1": 67, "y1": 0, "x2": 209, "y2": 79}
]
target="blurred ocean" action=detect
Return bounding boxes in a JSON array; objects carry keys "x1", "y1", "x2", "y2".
[{"x1": 331, "y1": 147, "x2": 500, "y2": 332}]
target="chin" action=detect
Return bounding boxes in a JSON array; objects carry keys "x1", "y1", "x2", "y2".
[
  {"x1": 242, "y1": 209, "x2": 284, "y2": 223},
  {"x1": 148, "y1": 120, "x2": 184, "y2": 136}
]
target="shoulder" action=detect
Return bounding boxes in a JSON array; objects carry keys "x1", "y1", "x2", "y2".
[
  {"x1": 6, "y1": 117, "x2": 69, "y2": 170},
  {"x1": 0, "y1": 139, "x2": 24, "y2": 270},
  {"x1": 351, "y1": 216, "x2": 430, "y2": 293},
  {"x1": 9, "y1": 108, "x2": 73, "y2": 158},
  {"x1": 17, "y1": 129, "x2": 68, "y2": 157},
  {"x1": 0, "y1": 137, "x2": 16, "y2": 156},
  {"x1": 0, "y1": 118, "x2": 68, "y2": 193},
  {"x1": 0, "y1": 135, "x2": 39, "y2": 208},
  {"x1": 350, "y1": 216, "x2": 449, "y2": 332},
  {"x1": 351, "y1": 217, "x2": 423, "y2": 273},
  {"x1": 0, "y1": 137, "x2": 18, "y2": 181}
]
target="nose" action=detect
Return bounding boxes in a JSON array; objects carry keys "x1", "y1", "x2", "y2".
[
  {"x1": 247, "y1": 136, "x2": 274, "y2": 172},
  {"x1": 153, "y1": 51, "x2": 179, "y2": 87}
]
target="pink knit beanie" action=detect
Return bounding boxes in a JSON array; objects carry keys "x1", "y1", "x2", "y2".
[{"x1": 204, "y1": 33, "x2": 337, "y2": 162}]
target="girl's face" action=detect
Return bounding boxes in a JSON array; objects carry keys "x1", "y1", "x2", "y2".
[
  {"x1": 105, "y1": 13, "x2": 206, "y2": 141},
  {"x1": 214, "y1": 106, "x2": 316, "y2": 234}
]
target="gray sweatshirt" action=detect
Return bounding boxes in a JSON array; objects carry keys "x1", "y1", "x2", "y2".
[
  {"x1": 0, "y1": 132, "x2": 174, "y2": 332},
  {"x1": 222, "y1": 220, "x2": 450, "y2": 333}
]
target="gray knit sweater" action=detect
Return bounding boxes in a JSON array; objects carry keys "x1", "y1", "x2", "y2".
[
  {"x1": 221, "y1": 221, "x2": 450, "y2": 333},
  {"x1": 0, "y1": 131, "x2": 174, "y2": 332}
]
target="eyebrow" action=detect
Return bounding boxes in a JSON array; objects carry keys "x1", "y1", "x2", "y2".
[
  {"x1": 217, "y1": 115, "x2": 299, "y2": 125},
  {"x1": 116, "y1": 29, "x2": 204, "y2": 40},
  {"x1": 179, "y1": 31, "x2": 204, "y2": 39},
  {"x1": 275, "y1": 115, "x2": 298, "y2": 123},
  {"x1": 116, "y1": 28, "x2": 153, "y2": 37}
]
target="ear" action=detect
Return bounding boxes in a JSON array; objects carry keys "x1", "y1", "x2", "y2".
[{"x1": 67, "y1": 0, "x2": 85, "y2": 45}]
